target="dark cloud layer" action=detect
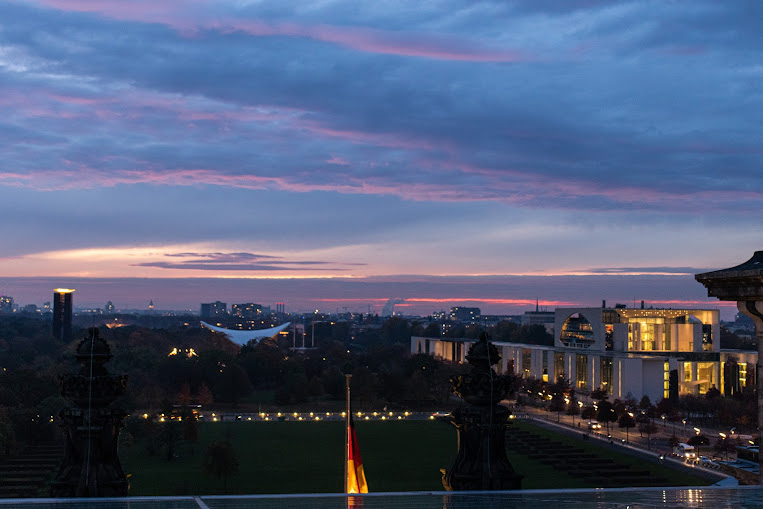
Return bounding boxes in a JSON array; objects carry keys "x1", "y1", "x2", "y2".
[
  {"x1": 0, "y1": 0, "x2": 759, "y2": 281},
  {"x1": 1, "y1": 1, "x2": 760, "y2": 209},
  {"x1": 132, "y1": 251, "x2": 363, "y2": 271}
]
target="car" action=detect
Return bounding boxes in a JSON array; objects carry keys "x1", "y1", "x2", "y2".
[
  {"x1": 587, "y1": 420, "x2": 601, "y2": 430},
  {"x1": 699, "y1": 456, "x2": 719, "y2": 467}
]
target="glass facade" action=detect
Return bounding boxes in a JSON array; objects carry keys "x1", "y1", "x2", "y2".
[
  {"x1": 600, "y1": 357, "x2": 613, "y2": 395},
  {"x1": 575, "y1": 354, "x2": 587, "y2": 389},
  {"x1": 522, "y1": 348, "x2": 532, "y2": 377},
  {"x1": 739, "y1": 362, "x2": 748, "y2": 390},
  {"x1": 554, "y1": 352, "x2": 565, "y2": 381},
  {"x1": 560, "y1": 313, "x2": 595, "y2": 349},
  {"x1": 697, "y1": 362, "x2": 715, "y2": 394}
]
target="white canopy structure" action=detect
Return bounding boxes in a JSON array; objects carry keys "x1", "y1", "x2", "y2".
[{"x1": 200, "y1": 321, "x2": 291, "y2": 345}]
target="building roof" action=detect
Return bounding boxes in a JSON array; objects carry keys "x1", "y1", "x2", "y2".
[
  {"x1": 696, "y1": 251, "x2": 763, "y2": 300},
  {"x1": 200, "y1": 321, "x2": 291, "y2": 345}
]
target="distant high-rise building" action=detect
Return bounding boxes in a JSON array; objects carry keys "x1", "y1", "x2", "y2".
[
  {"x1": 105, "y1": 301, "x2": 114, "y2": 314},
  {"x1": 0, "y1": 295, "x2": 13, "y2": 314},
  {"x1": 200, "y1": 301, "x2": 227, "y2": 318},
  {"x1": 53, "y1": 288, "x2": 75, "y2": 341},
  {"x1": 232, "y1": 303, "x2": 262, "y2": 319},
  {"x1": 449, "y1": 306, "x2": 481, "y2": 323}
]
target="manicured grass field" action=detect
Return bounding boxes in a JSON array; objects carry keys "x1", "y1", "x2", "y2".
[
  {"x1": 121, "y1": 419, "x2": 457, "y2": 495},
  {"x1": 120, "y1": 419, "x2": 710, "y2": 495}
]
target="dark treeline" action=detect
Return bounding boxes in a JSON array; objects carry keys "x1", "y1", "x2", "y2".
[{"x1": 0, "y1": 315, "x2": 472, "y2": 458}]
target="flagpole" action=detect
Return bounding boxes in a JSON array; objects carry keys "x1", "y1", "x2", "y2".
[{"x1": 345, "y1": 374, "x2": 351, "y2": 494}]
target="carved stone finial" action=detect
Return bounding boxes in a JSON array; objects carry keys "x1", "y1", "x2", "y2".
[
  {"x1": 51, "y1": 328, "x2": 129, "y2": 497},
  {"x1": 442, "y1": 332, "x2": 522, "y2": 490}
]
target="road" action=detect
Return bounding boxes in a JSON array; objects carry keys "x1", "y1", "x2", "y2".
[{"x1": 516, "y1": 404, "x2": 741, "y2": 463}]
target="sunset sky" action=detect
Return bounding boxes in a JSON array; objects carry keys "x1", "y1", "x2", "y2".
[{"x1": 0, "y1": 0, "x2": 760, "y2": 316}]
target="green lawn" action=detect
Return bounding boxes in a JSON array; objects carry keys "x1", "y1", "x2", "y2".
[
  {"x1": 121, "y1": 419, "x2": 457, "y2": 495},
  {"x1": 120, "y1": 419, "x2": 710, "y2": 496}
]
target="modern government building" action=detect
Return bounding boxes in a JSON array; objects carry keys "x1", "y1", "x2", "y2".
[{"x1": 411, "y1": 305, "x2": 757, "y2": 404}]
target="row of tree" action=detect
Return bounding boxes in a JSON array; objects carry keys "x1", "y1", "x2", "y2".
[
  {"x1": 519, "y1": 374, "x2": 758, "y2": 439},
  {"x1": 0, "y1": 315, "x2": 470, "y2": 458}
]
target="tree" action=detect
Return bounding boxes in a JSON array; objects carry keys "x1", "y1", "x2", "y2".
[
  {"x1": 197, "y1": 382, "x2": 214, "y2": 406},
  {"x1": 581, "y1": 405, "x2": 597, "y2": 421},
  {"x1": 516, "y1": 324, "x2": 553, "y2": 346},
  {"x1": 687, "y1": 434, "x2": 710, "y2": 455},
  {"x1": 618, "y1": 413, "x2": 636, "y2": 443},
  {"x1": 380, "y1": 317, "x2": 411, "y2": 345},
  {"x1": 203, "y1": 440, "x2": 239, "y2": 493},
  {"x1": 549, "y1": 392, "x2": 565, "y2": 422},
  {"x1": 159, "y1": 419, "x2": 182, "y2": 461},
  {"x1": 548, "y1": 376, "x2": 570, "y2": 422},
  {"x1": 637, "y1": 415, "x2": 658, "y2": 449},
  {"x1": 422, "y1": 322, "x2": 441, "y2": 338},
  {"x1": 714, "y1": 435, "x2": 736, "y2": 460},
  {"x1": 176, "y1": 383, "x2": 192, "y2": 406},
  {"x1": 596, "y1": 400, "x2": 617, "y2": 435},
  {"x1": 566, "y1": 392, "x2": 580, "y2": 426}
]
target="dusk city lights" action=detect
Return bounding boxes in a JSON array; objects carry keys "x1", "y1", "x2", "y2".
[{"x1": 1, "y1": 1, "x2": 763, "y2": 506}]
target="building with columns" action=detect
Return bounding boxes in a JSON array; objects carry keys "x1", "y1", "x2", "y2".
[{"x1": 412, "y1": 305, "x2": 754, "y2": 404}]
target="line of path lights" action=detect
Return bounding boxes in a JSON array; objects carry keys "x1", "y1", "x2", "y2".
[{"x1": 144, "y1": 409, "x2": 449, "y2": 422}]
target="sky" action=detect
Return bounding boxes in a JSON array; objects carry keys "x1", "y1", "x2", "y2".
[{"x1": 0, "y1": 0, "x2": 760, "y2": 317}]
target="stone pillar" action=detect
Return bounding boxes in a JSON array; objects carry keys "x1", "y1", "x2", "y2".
[
  {"x1": 696, "y1": 252, "x2": 763, "y2": 485},
  {"x1": 442, "y1": 333, "x2": 522, "y2": 490},
  {"x1": 50, "y1": 328, "x2": 129, "y2": 497}
]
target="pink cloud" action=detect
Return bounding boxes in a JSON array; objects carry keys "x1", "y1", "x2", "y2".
[
  {"x1": 326, "y1": 156, "x2": 349, "y2": 166},
  {"x1": 32, "y1": 0, "x2": 529, "y2": 62}
]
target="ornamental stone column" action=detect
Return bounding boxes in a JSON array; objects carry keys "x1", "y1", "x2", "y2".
[
  {"x1": 442, "y1": 332, "x2": 523, "y2": 490},
  {"x1": 696, "y1": 251, "x2": 763, "y2": 484},
  {"x1": 50, "y1": 328, "x2": 129, "y2": 497}
]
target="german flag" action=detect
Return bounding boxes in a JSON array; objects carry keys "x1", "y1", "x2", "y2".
[{"x1": 347, "y1": 414, "x2": 368, "y2": 494}]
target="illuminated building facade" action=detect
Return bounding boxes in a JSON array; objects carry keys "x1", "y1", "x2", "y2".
[
  {"x1": 449, "y1": 307, "x2": 481, "y2": 323},
  {"x1": 53, "y1": 288, "x2": 74, "y2": 341},
  {"x1": 0, "y1": 295, "x2": 13, "y2": 313},
  {"x1": 412, "y1": 305, "x2": 753, "y2": 403},
  {"x1": 232, "y1": 303, "x2": 262, "y2": 319},
  {"x1": 200, "y1": 301, "x2": 227, "y2": 318}
]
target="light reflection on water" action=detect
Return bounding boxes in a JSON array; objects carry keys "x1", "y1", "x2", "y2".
[{"x1": 1, "y1": 487, "x2": 763, "y2": 509}]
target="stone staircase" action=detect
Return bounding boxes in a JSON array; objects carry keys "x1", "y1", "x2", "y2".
[
  {"x1": 505, "y1": 426, "x2": 670, "y2": 487},
  {"x1": 0, "y1": 443, "x2": 64, "y2": 498}
]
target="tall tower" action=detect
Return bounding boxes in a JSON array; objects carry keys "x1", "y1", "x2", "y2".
[{"x1": 53, "y1": 288, "x2": 74, "y2": 341}]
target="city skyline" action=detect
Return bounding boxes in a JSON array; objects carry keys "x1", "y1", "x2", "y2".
[
  {"x1": 0, "y1": 1, "x2": 760, "y2": 316},
  {"x1": 0, "y1": 275, "x2": 741, "y2": 319}
]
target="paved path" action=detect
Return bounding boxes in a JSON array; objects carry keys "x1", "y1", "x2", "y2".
[{"x1": 515, "y1": 404, "x2": 742, "y2": 464}]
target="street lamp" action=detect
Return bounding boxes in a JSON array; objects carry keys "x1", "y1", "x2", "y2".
[
  {"x1": 682, "y1": 418, "x2": 687, "y2": 435},
  {"x1": 626, "y1": 412, "x2": 634, "y2": 443},
  {"x1": 661, "y1": 414, "x2": 666, "y2": 428},
  {"x1": 719, "y1": 433, "x2": 728, "y2": 460}
]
